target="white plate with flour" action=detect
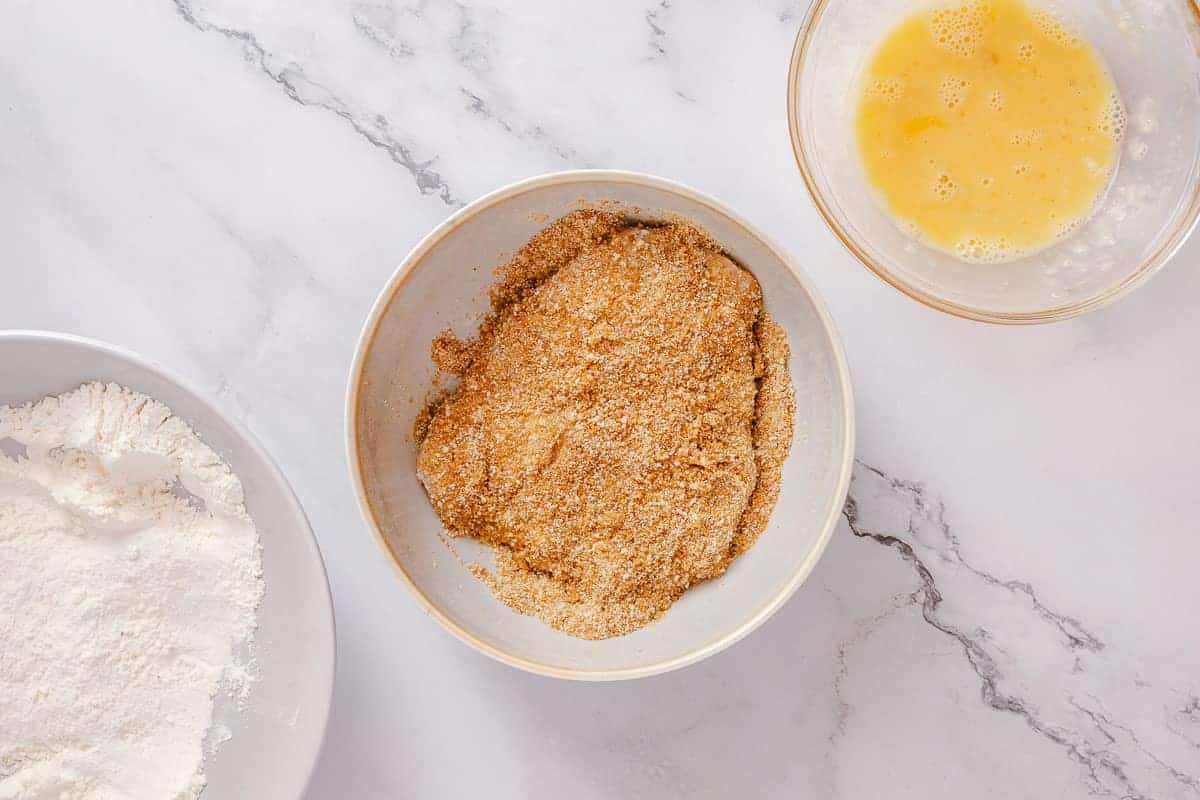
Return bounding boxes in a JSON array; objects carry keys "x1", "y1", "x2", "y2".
[{"x1": 0, "y1": 331, "x2": 334, "y2": 799}]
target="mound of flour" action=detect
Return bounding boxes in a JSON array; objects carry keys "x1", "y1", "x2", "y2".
[{"x1": 0, "y1": 382, "x2": 263, "y2": 799}]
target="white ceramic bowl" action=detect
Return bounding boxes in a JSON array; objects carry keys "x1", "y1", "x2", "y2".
[
  {"x1": 347, "y1": 171, "x2": 855, "y2": 680},
  {"x1": 0, "y1": 331, "x2": 335, "y2": 799}
]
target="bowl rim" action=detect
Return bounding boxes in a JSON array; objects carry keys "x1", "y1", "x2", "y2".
[
  {"x1": 786, "y1": 0, "x2": 1200, "y2": 325},
  {"x1": 344, "y1": 169, "x2": 857, "y2": 681},
  {"x1": 0, "y1": 328, "x2": 337, "y2": 797}
]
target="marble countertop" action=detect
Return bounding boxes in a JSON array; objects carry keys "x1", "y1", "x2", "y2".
[{"x1": 4, "y1": 1, "x2": 1199, "y2": 797}]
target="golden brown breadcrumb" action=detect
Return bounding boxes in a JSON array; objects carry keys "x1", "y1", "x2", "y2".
[{"x1": 415, "y1": 210, "x2": 794, "y2": 639}]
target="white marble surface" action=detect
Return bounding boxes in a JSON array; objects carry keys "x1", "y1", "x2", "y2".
[{"x1": 3, "y1": 0, "x2": 1199, "y2": 797}]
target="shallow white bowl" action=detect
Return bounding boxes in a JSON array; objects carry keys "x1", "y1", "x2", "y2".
[
  {"x1": 347, "y1": 170, "x2": 855, "y2": 680},
  {"x1": 0, "y1": 331, "x2": 335, "y2": 799}
]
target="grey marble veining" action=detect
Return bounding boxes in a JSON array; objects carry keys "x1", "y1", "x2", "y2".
[
  {"x1": 847, "y1": 463, "x2": 1198, "y2": 799},
  {"x1": 3, "y1": 0, "x2": 1199, "y2": 797}
]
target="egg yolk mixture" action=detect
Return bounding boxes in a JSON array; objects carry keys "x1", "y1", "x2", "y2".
[{"x1": 856, "y1": 0, "x2": 1125, "y2": 262}]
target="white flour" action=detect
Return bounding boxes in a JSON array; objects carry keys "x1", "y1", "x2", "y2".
[{"x1": 0, "y1": 382, "x2": 264, "y2": 799}]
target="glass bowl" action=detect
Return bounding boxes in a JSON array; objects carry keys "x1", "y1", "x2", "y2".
[{"x1": 788, "y1": 0, "x2": 1200, "y2": 324}]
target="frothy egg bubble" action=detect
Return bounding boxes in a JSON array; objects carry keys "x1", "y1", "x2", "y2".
[
  {"x1": 937, "y1": 75, "x2": 972, "y2": 110},
  {"x1": 899, "y1": 219, "x2": 923, "y2": 239},
  {"x1": 1009, "y1": 128, "x2": 1044, "y2": 147},
  {"x1": 987, "y1": 89, "x2": 1006, "y2": 112},
  {"x1": 954, "y1": 236, "x2": 1019, "y2": 263},
  {"x1": 933, "y1": 172, "x2": 960, "y2": 200},
  {"x1": 1095, "y1": 92, "x2": 1128, "y2": 142},
  {"x1": 1030, "y1": 8, "x2": 1083, "y2": 48},
  {"x1": 929, "y1": 0, "x2": 993, "y2": 58},
  {"x1": 1054, "y1": 217, "x2": 1083, "y2": 241},
  {"x1": 1016, "y1": 41, "x2": 1037, "y2": 62},
  {"x1": 869, "y1": 77, "x2": 906, "y2": 104}
]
